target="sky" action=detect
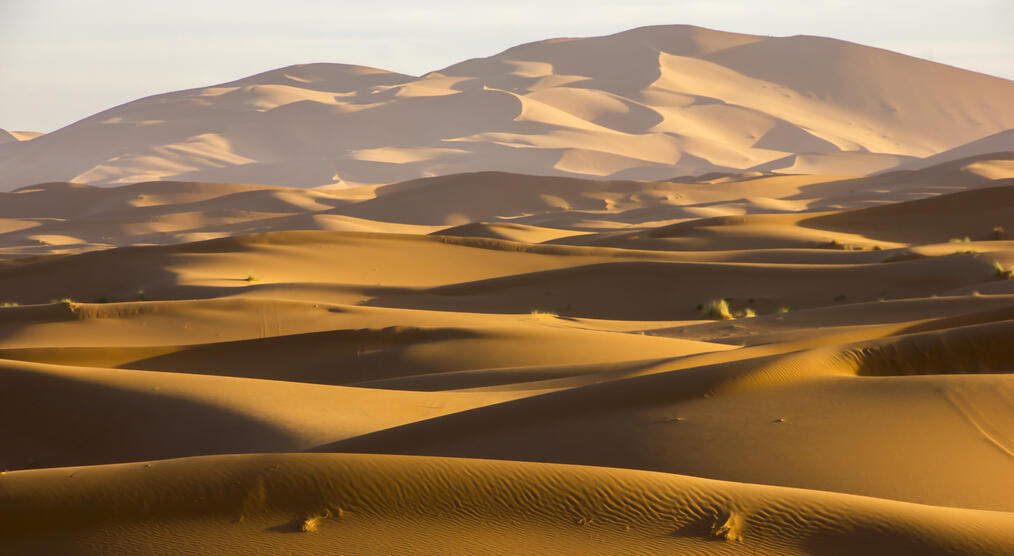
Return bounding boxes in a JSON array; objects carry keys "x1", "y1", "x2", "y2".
[{"x1": 1, "y1": 0, "x2": 1012, "y2": 133}]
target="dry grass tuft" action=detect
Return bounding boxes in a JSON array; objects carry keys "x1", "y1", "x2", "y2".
[
  {"x1": 993, "y1": 261, "x2": 1013, "y2": 280},
  {"x1": 300, "y1": 515, "x2": 321, "y2": 532},
  {"x1": 698, "y1": 299, "x2": 733, "y2": 320},
  {"x1": 738, "y1": 307, "x2": 756, "y2": 318},
  {"x1": 710, "y1": 510, "x2": 743, "y2": 542}
]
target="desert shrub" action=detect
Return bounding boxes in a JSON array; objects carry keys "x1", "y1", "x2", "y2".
[
  {"x1": 699, "y1": 298, "x2": 733, "y2": 320},
  {"x1": 994, "y1": 261, "x2": 1013, "y2": 280}
]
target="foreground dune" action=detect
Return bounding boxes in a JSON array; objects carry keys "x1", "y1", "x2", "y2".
[{"x1": 3, "y1": 453, "x2": 1013, "y2": 555}]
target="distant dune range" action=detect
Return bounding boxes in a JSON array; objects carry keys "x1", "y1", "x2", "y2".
[
  {"x1": 2, "y1": 25, "x2": 1014, "y2": 555},
  {"x1": 2, "y1": 25, "x2": 1014, "y2": 190}
]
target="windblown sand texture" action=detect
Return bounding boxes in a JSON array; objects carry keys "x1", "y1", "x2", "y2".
[{"x1": 2, "y1": 25, "x2": 1014, "y2": 556}]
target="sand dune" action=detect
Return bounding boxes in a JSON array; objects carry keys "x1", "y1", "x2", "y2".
[
  {"x1": 3, "y1": 24, "x2": 1014, "y2": 555},
  {"x1": 2, "y1": 25, "x2": 1013, "y2": 190},
  {"x1": 3, "y1": 453, "x2": 1013, "y2": 555},
  {"x1": 2, "y1": 152, "x2": 1011, "y2": 259},
  {"x1": 0, "y1": 356, "x2": 527, "y2": 471},
  {"x1": 0, "y1": 129, "x2": 41, "y2": 144},
  {"x1": 893, "y1": 130, "x2": 1014, "y2": 172},
  {"x1": 328, "y1": 319, "x2": 1014, "y2": 512}
]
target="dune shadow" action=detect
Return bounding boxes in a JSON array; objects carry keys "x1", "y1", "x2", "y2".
[{"x1": 0, "y1": 363, "x2": 296, "y2": 471}]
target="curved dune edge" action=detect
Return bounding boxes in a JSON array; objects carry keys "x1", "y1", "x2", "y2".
[{"x1": 1, "y1": 452, "x2": 1012, "y2": 555}]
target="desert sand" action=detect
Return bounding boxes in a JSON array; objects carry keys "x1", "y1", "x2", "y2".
[{"x1": 2, "y1": 24, "x2": 1014, "y2": 555}]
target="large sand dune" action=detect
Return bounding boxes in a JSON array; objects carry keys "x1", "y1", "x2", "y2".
[
  {"x1": 3, "y1": 24, "x2": 1014, "y2": 555},
  {"x1": 5, "y1": 453, "x2": 1014, "y2": 555},
  {"x1": 2, "y1": 25, "x2": 1013, "y2": 190}
]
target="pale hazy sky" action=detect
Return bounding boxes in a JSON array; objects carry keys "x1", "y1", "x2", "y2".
[{"x1": 2, "y1": 0, "x2": 1012, "y2": 133}]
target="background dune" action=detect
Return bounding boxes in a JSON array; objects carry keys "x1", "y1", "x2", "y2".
[{"x1": 2, "y1": 25, "x2": 1014, "y2": 191}]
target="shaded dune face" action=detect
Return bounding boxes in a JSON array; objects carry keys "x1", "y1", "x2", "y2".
[
  {"x1": 2, "y1": 25, "x2": 1014, "y2": 190},
  {"x1": 2, "y1": 26, "x2": 1014, "y2": 555}
]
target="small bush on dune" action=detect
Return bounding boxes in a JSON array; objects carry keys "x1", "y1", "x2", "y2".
[
  {"x1": 710, "y1": 510, "x2": 743, "y2": 542},
  {"x1": 994, "y1": 261, "x2": 1013, "y2": 280},
  {"x1": 49, "y1": 298, "x2": 78, "y2": 311},
  {"x1": 300, "y1": 516, "x2": 321, "y2": 532},
  {"x1": 948, "y1": 236, "x2": 971, "y2": 244},
  {"x1": 529, "y1": 309, "x2": 558, "y2": 320},
  {"x1": 298, "y1": 505, "x2": 343, "y2": 532},
  {"x1": 992, "y1": 226, "x2": 1006, "y2": 240},
  {"x1": 698, "y1": 299, "x2": 733, "y2": 320},
  {"x1": 0, "y1": 301, "x2": 18, "y2": 308}
]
